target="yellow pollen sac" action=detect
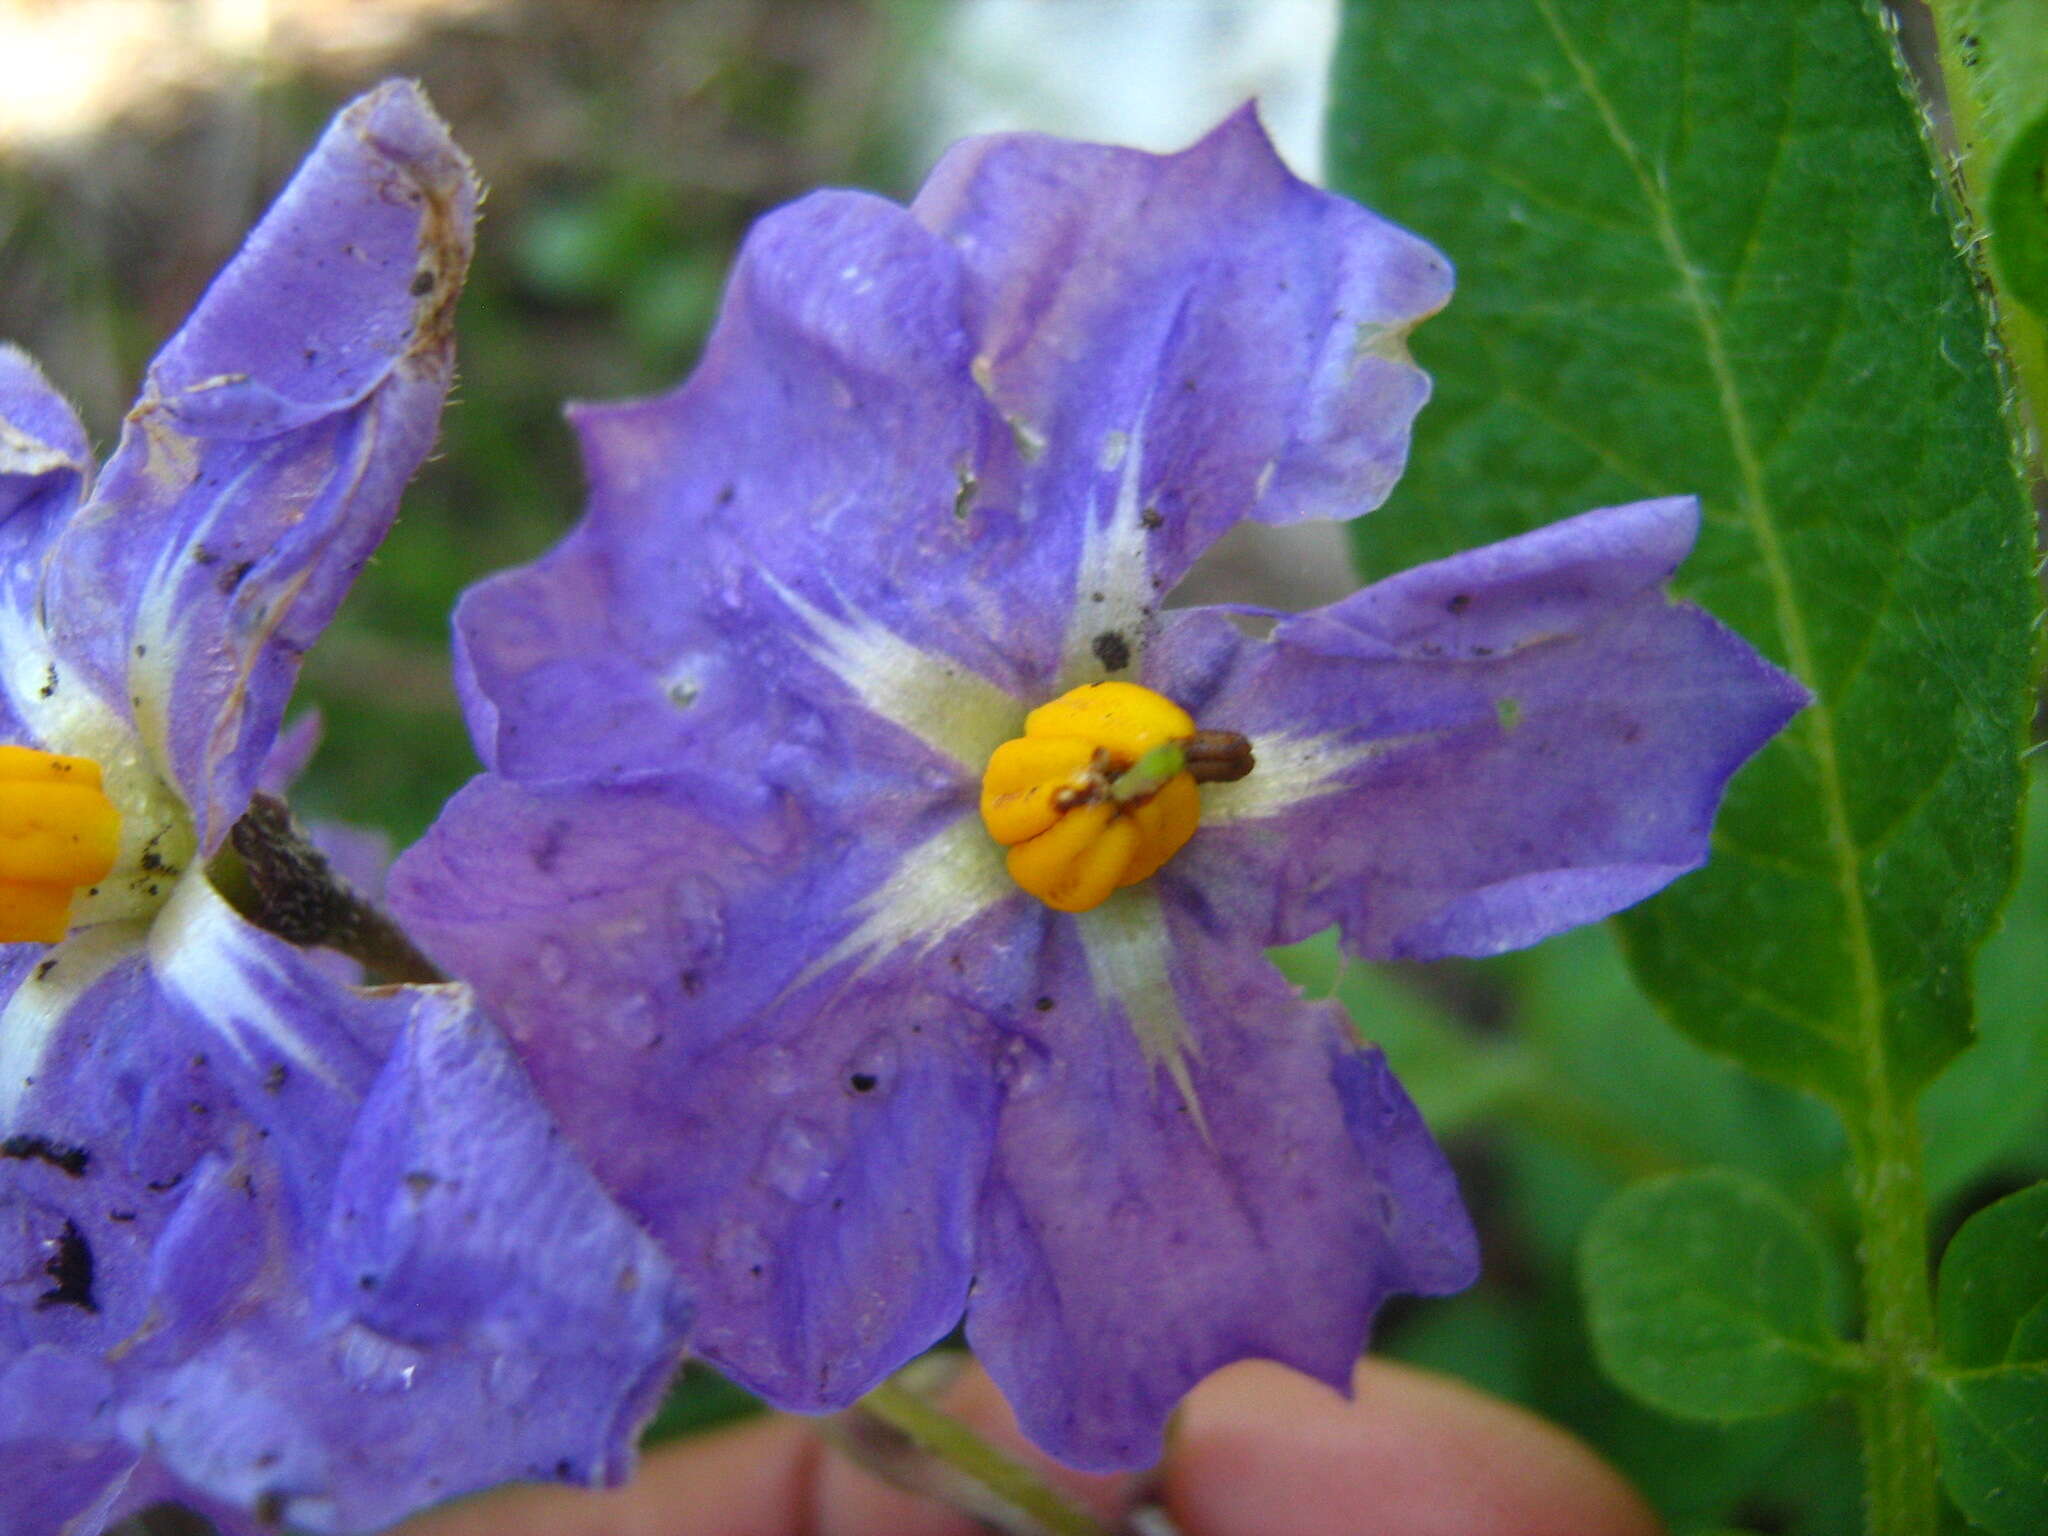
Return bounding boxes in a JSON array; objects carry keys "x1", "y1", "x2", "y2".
[
  {"x1": 980, "y1": 682, "x2": 1203, "y2": 914},
  {"x1": 0, "y1": 746, "x2": 121, "y2": 944}
]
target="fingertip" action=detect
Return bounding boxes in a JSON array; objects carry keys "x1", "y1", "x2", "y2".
[
  {"x1": 1163, "y1": 1358, "x2": 1663, "y2": 1536},
  {"x1": 397, "y1": 1414, "x2": 817, "y2": 1536},
  {"x1": 394, "y1": 1357, "x2": 1661, "y2": 1536},
  {"x1": 814, "y1": 1361, "x2": 1136, "y2": 1536}
]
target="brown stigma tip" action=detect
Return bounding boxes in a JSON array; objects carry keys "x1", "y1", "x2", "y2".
[{"x1": 1182, "y1": 730, "x2": 1254, "y2": 784}]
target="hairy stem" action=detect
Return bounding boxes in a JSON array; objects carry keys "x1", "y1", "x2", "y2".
[{"x1": 1847, "y1": 1098, "x2": 1941, "y2": 1535}]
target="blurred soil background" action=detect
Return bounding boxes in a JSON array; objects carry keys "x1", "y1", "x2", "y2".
[{"x1": 5, "y1": 6, "x2": 2042, "y2": 1535}]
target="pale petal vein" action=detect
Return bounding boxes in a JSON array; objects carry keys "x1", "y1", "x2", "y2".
[
  {"x1": 1075, "y1": 886, "x2": 1202, "y2": 1126},
  {"x1": 765, "y1": 574, "x2": 1023, "y2": 772}
]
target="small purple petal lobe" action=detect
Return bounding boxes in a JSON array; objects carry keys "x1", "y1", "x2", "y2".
[
  {"x1": 0, "y1": 345, "x2": 90, "y2": 532},
  {"x1": 391, "y1": 775, "x2": 998, "y2": 1411},
  {"x1": 1153, "y1": 499, "x2": 1809, "y2": 960},
  {"x1": 0, "y1": 347, "x2": 93, "y2": 742},
  {"x1": 966, "y1": 915, "x2": 1473, "y2": 1470},
  {"x1": 913, "y1": 106, "x2": 1449, "y2": 603},
  {"x1": 45, "y1": 78, "x2": 478, "y2": 851}
]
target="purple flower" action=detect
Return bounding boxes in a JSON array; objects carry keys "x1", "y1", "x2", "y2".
[
  {"x1": 392, "y1": 111, "x2": 1807, "y2": 1471},
  {"x1": 1, "y1": 84, "x2": 690, "y2": 1533}
]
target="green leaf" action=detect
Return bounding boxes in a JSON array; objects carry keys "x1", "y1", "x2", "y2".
[
  {"x1": 1924, "y1": 766, "x2": 2048, "y2": 1203},
  {"x1": 1931, "y1": 1367, "x2": 2048, "y2": 1535},
  {"x1": 1509, "y1": 927, "x2": 1842, "y2": 1189},
  {"x1": 1330, "y1": 0, "x2": 2036, "y2": 1111},
  {"x1": 1928, "y1": 1183, "x2": 2048, "y2": 1532},
  {"x1": 1582, "y1": 1170, "x2": 1854, "y2": 1420},
  {"x1": 1936, "y1": 1177, "x2": 2048, "y2": 1370},
  {"x1": 1935, "y1": 0, "x2": 2048, "y2": 318}
]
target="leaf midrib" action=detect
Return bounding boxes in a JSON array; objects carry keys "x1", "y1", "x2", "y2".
[{"x1": 1530, "y1": 0, "x2": 1886, "y2": 1089}]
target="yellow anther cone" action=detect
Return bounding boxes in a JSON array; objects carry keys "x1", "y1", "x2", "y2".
[
  {"x1": 0, "y1": 745, "x2": 121, "y2": 943},
  {"x1": 1024, "y1": 682, "x2": 1193, "y2": 762},
  {"x1": 1119, "y1": 774, "x2": 1200, "y2": 887},
  {"x1": 982, "y1": 682, "x2": 1205, "y2": 914},
  {"x1": 1006, "y1": 801, "x2": 1141, "y2": 914},
  {"x1": 981, "y1": 736, "x2": 1099, "y2": 846}
]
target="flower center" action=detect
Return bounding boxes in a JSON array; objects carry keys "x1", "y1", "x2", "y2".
[
  {"x1": 0, "y1": 746, "x2": 122, "y2": 944},
  {"x1": 979, "y1": 681, "x2": 1252, "y2": 913}
]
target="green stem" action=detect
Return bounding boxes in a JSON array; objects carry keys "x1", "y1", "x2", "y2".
[
  {"x1": 1847, "y1": 1097, "x2": 1941, "y2": 1535},
  {"x1": 852, "y1": 1379, "x2": 1114, "y2": 1536}
]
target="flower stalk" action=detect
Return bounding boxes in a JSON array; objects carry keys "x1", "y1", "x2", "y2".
[{"x1": 836, "y1": 1372, "x2": 1116, "y2": 1536}]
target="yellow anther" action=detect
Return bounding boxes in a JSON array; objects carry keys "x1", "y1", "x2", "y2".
[
  {"x1": 0, "y1": 746, "x2": 121, "y2": 944},
  {"x1": 1022, "y1": 682, "x2": 1194, "y2": 763},
  {"x1": 1004, "y1": 800, "x2": 1141, "y2": 914},
  {"x1": 980, "y1": 735, "x2": 1100, "y2": 846},
  {"x1": 1120, "y1": 773, "x2": 1200, "y2": 887},
  {"x1": 981, "y1": 682, "x2": 1208, "y2": 914}
]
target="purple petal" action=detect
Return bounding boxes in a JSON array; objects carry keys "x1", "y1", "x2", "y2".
[
  {"x1": 3, "y1": 875, "x2": 691, "y2": 1531},
  {"x1": 44, "y1": 80, "x2": 478, "y2": 851},
  {"x1": 966, "y1": 907, "x2": 1474, "y2": 1470},
  {"x1": 645, "y1": 966, "x2": 999, "y2": 1411},
  {"x1": 0, "y1": 1345, "x2": 133, "y2": 1536},
  {"x1": 0, "y1": 345, "x2": 90, "y2": 557},
  {"x1": 0, "y1": 939, "x2": 232, "y2": 1340},
  {"x1": 255, "y1": 710, "x2": 323, "y2": 796},
  {"x1": 457, "y1": 187, "x2": 1033, "y2": 783},
  {"x1": 455, "y1": 111, "x2": 1447, "y2": 783},
  {"x1": 392, "y1": 775, "x2": 1000, "y2": 1410},
  {"x1": 125, "y1": 986, "x2": 692, "y2": 1533},
  {"x1": 913, "y1": 108, "x2": 1448, "y2": 663},
  {"x1": 1147, "y1": 498, "x2": 1809, "y2": 959},
  {"x1": 0, "y1": 347, "x2": 93, "y2": 743}
]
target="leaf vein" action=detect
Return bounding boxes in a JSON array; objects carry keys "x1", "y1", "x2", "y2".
[{"x1": 1530, "y1": 0, "x2": 1885, "y2": 1118}]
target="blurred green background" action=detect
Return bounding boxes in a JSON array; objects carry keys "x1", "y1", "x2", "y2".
[{"x1": 3, "y1": 4, "x2": 2042, "y2": 1534}]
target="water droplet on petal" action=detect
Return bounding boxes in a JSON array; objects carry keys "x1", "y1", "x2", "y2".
[
  {"x1": 759, "y1": 1118, "x2": 834, "y2": 1203},
  {"x1": 711, "y1": 1218, "x2": 773, "y2": 1278},
  {"x1": 487, "y1": 1351, "x2": 542, "y2": 1404},
  {"x1": 995, "y1": 1034, "x2": 1051, "y2": 1099},
  {"x1": 761, "y1": 1046, "x2": 801, "y2": 1095},
  {"x1": 333, "y1": 1324, "x2": 425, "y2": 1394},
  {"x1": 608, "y1": 994, "x2": 659, "y2": 1049}
]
